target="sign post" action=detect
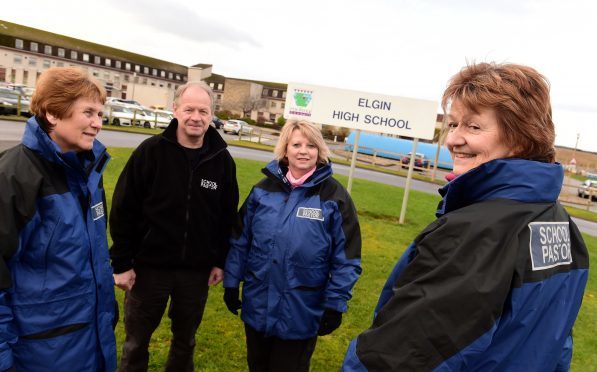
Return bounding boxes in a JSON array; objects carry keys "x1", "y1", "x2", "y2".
[
  {"x1": 283, "y1": 83, "x2": 438, "y2": 221},
  {"x1": 347, "y1": 129, "x2": 361, "y2": 194}
]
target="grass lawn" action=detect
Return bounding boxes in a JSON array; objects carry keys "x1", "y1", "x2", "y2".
[{"x1": 105, "y1": 147, "x2": 596, "y2": 371}]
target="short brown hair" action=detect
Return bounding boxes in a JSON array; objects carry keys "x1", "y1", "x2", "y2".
[
  {"x1": 441, "y1": 62, "x2": 555, "y2": 163},
  {"x1": 274, "y1": 120, "x2": 330, "y2": 165},
  {"x1": 30, "y1": 67, "x2": 106, "y2": 132}
]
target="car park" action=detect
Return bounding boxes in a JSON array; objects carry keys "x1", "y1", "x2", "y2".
[
  {"x1": 0, "y1": 87, "x2": 31, "y2": 117},
  {"x1": 401, "y1": 152, "x2": 429, "y2": 169},
  {"x1": 222, "y1": 119, "x2": 253, "y2": 135},
  {"x1": 577, "y1": 179, "x2": 597, "y2": 201}
]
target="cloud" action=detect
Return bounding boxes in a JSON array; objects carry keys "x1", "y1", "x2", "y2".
[{"x1": 103, "y1": 0, "x2": 261, "y2": 48}]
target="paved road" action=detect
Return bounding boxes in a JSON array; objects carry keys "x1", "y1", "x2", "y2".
[{"x1": 1, "y1": 119, "x2": 595, "y2": 236}]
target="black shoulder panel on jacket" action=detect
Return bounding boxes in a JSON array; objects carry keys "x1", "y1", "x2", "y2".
[
  {"x1": 318, "y1": 178, "x2": 361, "y2": 260},
  {"x1": 0, "y1": 145, "x2": 68, "y2": 288}
]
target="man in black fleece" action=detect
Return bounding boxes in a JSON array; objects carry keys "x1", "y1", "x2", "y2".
[{"x1": 110, "y1": 81, "x2": 239, "y2": 371}]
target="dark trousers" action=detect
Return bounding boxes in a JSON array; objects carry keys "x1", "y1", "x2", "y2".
[
  {"x1": 118, "y1": 266, "x2": 211, "y2": 372},
  {"x1": 245, "y1": 324, "x2": 317, "y2": 372}
]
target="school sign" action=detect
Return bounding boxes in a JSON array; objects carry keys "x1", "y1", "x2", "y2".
[{"x1": 283, "y1": 83, "x2": 438, "y2": 140}]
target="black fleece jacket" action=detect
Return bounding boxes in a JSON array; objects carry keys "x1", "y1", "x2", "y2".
[{"x1": 109, "y1": 119, "x2": 239, "y2": 273}]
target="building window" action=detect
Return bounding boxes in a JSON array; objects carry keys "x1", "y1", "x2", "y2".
[
  {"x1": 175, "y1": 74, "x2": 180, "y2": 80},
  {"x1": 134, "y1": 65, "x2": 140, "y2": 73},
  {"x1": 152, "y1": 68, "x2": 157, "y2": 76},
  {"x1": 271, "y1": 101, "x2": 276, "y2": 108},
  {"x1": 94, "y1": 56, "x2": 101, "y2": 64},
  {"x1": 216, "y1": 94, "x2": 222, "y2": 100},
  {"x1": 82, "y1": 53, "x2": 89, "y2": 62},
  {"x1": 168, "y1": 72, "x2": 173, "y2": 79},
  {"x1": 160, "y1": 71, "x2": 165, "y2": 78},
  {"x1": 282, "y1": 91, "x2": 287, "y2": 98},
  {"x1": 159, "y1": 83, "x2": 164, "y2": 88},
  {"x1": 71, "y1": 50, "x2": 78, "y2": 59},
  {"x1": 29, "y1": 57, "x2": 37, "y2": 66},
  {"x1": 262, "y1": 88, "x2": 268, "y2": 96},
  {"x1": 142, "y1": 77, "x2": 148, "y2": 85},
  {"x1": 125, "y1": 63, "x2": 131, "y2": 71},
  {"x1": 13, "y1": 55, "x2": 22, "y2": 64},
  {"x1": 30, "y1": 42, "x2": 38, "y2": 52},
  {"x1": 44, "y1": 45, "x2": 52, "y2": 55},
  {"x1": 272, "y1": 90, "x2": 278, "y2": 97},
  {"x1": 257, "y1": 111, "x2": 264, "y2": 117},
  {"x1": 23, "y1": 70, "x2": 29, "y2": 86},
  {"x1": 57, "y1": 48, "x2": 65, "y2": 57},
  {"x1": 115, "y1": 60, "x2": 121, "y2": 69},
  {"x1": 270, "y1": 114, "x2": 276, "y2": 121},
  {"x1": 105, "y1": 58, "x2": 111, "y2": 67},
  {"x1": 281, "y1": 102, "x2": 285, "y2": 109},
  {"x1": 92, "y1": 71, "x2": 99, "y2": 77},
  {"x1": 143, "y1": 66, "x2": 149, "y2": 74},
  {"x1": 10, "y1": 69, "x2": 16, "y2": 83},
  {"x1": 167, "y1": 83, "x2": 171, "y2": 88},
  {"x1": 151, "y1": 82, "x2": 156, "y2": 86},
  {"x1": 43, "y1": 59, "x2": 51, "y2": 68},
  {"x1": 218, "y1": 83, "x2": 223, "y2": 90},
  {"x1": 124, "y1": 74, "x2": 130, "y2": 82},
  {"x1": 15, "y1": 39, "x2": 24, "y2": 49}
]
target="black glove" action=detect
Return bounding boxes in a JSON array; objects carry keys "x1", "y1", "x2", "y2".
[
  {"x1": 224, "y1": 287, "x2": 242, "y2": 315},
  {"x1": 317, "y1": 309, "x2": 342, "y2": 336}
]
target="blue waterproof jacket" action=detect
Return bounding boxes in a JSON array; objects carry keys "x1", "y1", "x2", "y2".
[
  {"x1": 224, "y1": 160, "x2": 362, "y2": 339},
  {"x1": 0, "y1": 118, "x2": 117, "y2": 371},
  {"x1": 343, "y1": 158, "x2": 589, "y2": 371}
]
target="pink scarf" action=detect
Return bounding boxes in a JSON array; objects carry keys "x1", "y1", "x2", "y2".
[{"x1": 286, "y1": 167, "x2": 316, "y2": 188}]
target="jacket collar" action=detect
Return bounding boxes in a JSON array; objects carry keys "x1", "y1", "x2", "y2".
[
  {"x1": 263, "y1": 159, "x2": 332, "y2": 189},
  {"x1": 22, "y1": 116, "x2": 108, "y2": 169},
  {"x1": 437, "y1": 158, "x2": 564, "y2": 217}
]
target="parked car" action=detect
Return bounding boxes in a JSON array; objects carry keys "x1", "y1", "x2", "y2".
[
  {"x1": 577, "y1": 179, "x2": 597, "y2": 201},
  {"x1": 103, "y1": 104, "x2": 136, "y2": 126},
  {"x1": 401, "y1": 152, "x2": 429, "y2": 169},
  {"x1": 211, "y1": 116, "x2": 225, "y2": 129},
  {"x1": 0, "y1": 87, "x2": 31, "y2": 117},
  {"x1": 152, "y1": 109, "x2": 174, "y2": 129},
  {"x1": 222, "y1": 119, "x2": 253, "y2": 135}
]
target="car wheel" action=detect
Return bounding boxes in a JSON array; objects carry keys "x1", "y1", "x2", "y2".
[
  {"x1": 113, "y1": 118, "x2": 120, "y2": 126},
  {"x1": 144, "y1": 122, "x2": 151, "y2": 128}
]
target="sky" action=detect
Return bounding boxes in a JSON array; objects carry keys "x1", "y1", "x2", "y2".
[{"x1": 3, "y1": 0, "x2": 596, "y2": 152}]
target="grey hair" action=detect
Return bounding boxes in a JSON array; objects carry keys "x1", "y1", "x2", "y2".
[{"x1": 173, "y1": 81, "x2": 215, "y2": 115}]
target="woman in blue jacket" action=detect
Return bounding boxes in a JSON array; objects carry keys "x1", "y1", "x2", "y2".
[
  {"x1": 0, "y1": 67, "x2": 117, "y2": 371},
  {"x1": 342, "y1": 62, "x2": 589, "y2": 371},
  {"x1": 224, "y1": 120, "x2": 362, "y2": 372}
]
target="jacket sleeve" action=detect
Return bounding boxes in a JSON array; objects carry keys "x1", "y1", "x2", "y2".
[
  {"x1": 214, "y1": 154, "x2": 240, "y2": 269},
  {"x1": 109, "y1": 148, "x2": 148, "y2": 274},
  {"x1": 324, "y1": 189, "x2": 362, "y2": 313},
  {"x1": 349, "y1": 212, "x2": 520, "y2": 371},
  {"x1": 0, "y1": 150, "x2": 41, "y2": 369},
  {"x1": 223, "y1": 188, "x2": 257, "y2": 289}
]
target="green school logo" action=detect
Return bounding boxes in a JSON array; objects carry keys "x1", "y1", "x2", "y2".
[{"x1": 293, "y1": 91, "x2": 312, "y2": 107}]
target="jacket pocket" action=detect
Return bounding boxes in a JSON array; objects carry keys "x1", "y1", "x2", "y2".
[
  {"x1": 21, "y1": 322, "x2": 89, "y2": 340},
  {"x1": 288, "y1": 264, "x2": 329, "y2": 290}
]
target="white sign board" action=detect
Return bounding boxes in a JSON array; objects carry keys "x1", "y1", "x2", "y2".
[{"x1": 283, "y1": 83, "x2": 438, "y2": 140}]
